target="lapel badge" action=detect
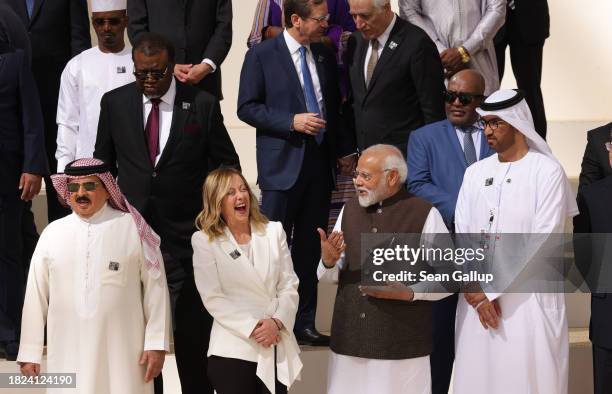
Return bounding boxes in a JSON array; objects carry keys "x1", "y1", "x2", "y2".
[
  {"x1": 108, "y1": 261, "x2": 120, "y2": 271},
  {"x1": 318, "y1": 54, "x2": 325, "y2": 63},
  {"x1": 388, "y1": 41, "x2": 398, "y2": 50},
  {"x1": 485, "y1": 177, "x2": 494, "y2": 186},
  {"x1": 229, "y1": 249, "x2": 241, "y2": 260},
  {"x1": 116, "y1": 66, "x2": 126, "y2": 74},
  {"x1": 182, "y1": 102, "x2": 191, "y2": 110}
]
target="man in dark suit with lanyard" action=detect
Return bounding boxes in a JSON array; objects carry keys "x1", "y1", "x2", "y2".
[
  {"x1": 1, "y1": 0, "x2": 90, "y2": 222},
  {"x1": 95, "y1": 33, "x2": 240, "y2": 394}
]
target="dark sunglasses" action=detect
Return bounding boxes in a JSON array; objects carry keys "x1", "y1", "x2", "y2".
[
  {"x1": 443, "y1": 90, "x2": 484, "y2": 105},
  {"x1": 67, "y1": 181, "x2": 100, "y2": 193},
  {"x1": 92, "y1": 17, "x2": 122, "y2": 27},
  {"x1": 133, "y1": 66, "x2": 169, "y2": 82}
]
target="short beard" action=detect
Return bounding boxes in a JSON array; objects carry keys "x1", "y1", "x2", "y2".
[{"x1": 357, "y1": 186, "x2": 384, "y2": 207}]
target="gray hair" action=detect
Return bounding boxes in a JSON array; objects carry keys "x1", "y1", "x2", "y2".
[
  {"x1": 348, "y1": 0, "x2": 390, "y2": 10},
  {"x1": 362, "y1": 144, "x2": 408, "y2": 184}
]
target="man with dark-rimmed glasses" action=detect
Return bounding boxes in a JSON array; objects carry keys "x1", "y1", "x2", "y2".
[
  {"x1": 56, "y1": 0, "x2": 134, "y2": 174},
  {"x1": 407, "y1": 68, "x2": 494, "y2": 394},
  {"x1": 94, "y1": 32, "x2": 240, "y2": 394}
]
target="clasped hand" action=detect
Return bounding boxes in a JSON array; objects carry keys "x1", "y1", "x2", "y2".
[{"x1": 250, "y1": 319, "x2": 281, "y2": 348}]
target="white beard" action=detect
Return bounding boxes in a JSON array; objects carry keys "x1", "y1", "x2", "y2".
[{"x1": 357, "y1": 187, "x2": 384, "y2": 207}]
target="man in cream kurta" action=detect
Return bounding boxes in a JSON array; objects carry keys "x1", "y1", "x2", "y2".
[
  {"x1": 399, "y1": 0, "x2": 506, "y2": 95},
  {"x1": 17, "y1": 158, "x2": 172, "y2": 394},
  {"x1": 453, "y1": 90, "x2": 579, "y2": 394},
  {"x1": 55, "y1": 0, "x2": 134, "y2": 173},
  {"x1": 318, "y1": 145, "x2": 450, "y2": 394}
]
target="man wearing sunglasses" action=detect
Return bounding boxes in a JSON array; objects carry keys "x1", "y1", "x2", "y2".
[
  {"x1": 407, "y1": 69, "x2": 494, "y2": 394},
  {"x1": 95, "y1": 32, "x2": 240, "y2": 394},
  {"x1": 55, "y1": 0, "x2": 134, "y2": 174},
  {"x1": 17, "y1": 158, "x2": 172, "y2": 394}
]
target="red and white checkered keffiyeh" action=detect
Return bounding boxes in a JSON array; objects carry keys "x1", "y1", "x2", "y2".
[{"x1": 51, "y1": 158, "x2": 162, "y2": 278}]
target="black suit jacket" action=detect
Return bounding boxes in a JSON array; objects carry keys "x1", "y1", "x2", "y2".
[
  {"x1": 0, "y1": 48, "x2": 48, "y2": 194},
  {"x1": 573, "y1": 176, "x2": 612, "y2": 349},
  {"x1": 127, "y1": 0, "x2": 232, "y2": 99},
  {"x1": 1, "y1": 0, "x2": 90, "y2": 167},
  {"x1": 94, "y1": 81, "x2": 240, "y2": 267},
  {"x1": 495, "y1": 0, "x2": 550, "y2": 45},
  {"x1": 577, "y1": 123, "x2": 612, "y2": 193},
  {"x1": 346, "y1": 17, "x2": 445, "y2": 154}
]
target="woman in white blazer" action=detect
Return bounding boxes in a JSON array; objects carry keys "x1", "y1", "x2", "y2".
[{"x1": 191, "y1": 168, "x2": 302, "y2": 394}]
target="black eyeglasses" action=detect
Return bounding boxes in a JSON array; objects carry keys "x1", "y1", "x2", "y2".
[
  {"x1": 133, "y1": 66, "x2": 169, "y2": 81},
  {"x1": 92, "y1": 17, "x2": 122, "y2": 27},
  {"x1": 351, "y1": 169, "x2": 391, "y2": 182},
  {"x1": 67, "y1": 181, "x2": 100, "y2": 193},
  {"x1": 477, "y1": 117, "x2": 506, "y2": 131},
  {"x1": 443, "y1": 90, "x2": 484, "y2": 106},
  {"x1": 308, "y1": 14, "x2": 331, "y2": 23}
]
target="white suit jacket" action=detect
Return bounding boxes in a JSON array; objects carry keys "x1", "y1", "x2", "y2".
[{"x1": 191, "y1": 221, "x2": 302, "y2": 393}]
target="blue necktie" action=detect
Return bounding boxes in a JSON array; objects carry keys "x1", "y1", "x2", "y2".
[
  {"x1": 460, "y1": 126, "x2": 478, "y2": 166},
  {"x1": 25, "y1": 0, "x2": 35, "y2": 18},
  {"x1": 299, "y1": 46, "x2": 324, "y2": 144}
]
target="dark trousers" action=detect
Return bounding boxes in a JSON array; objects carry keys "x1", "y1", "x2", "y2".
[
  {"x1": 173, "y1": 271, "x2": 213, "y2": 394},
  {"x1": 260, "y1": 142, "x2": 332, "y2": 331},
  {"x1": 593, "y1": 343, "x2": 612, "y2": 394},
  {"x1": 31, "y1": 58, "x2": 70, "y2": 222},
  {"x1": 430, "y1": 293, "x2": 458, "y2": 394},
  {"x1": 495, "y1": 34, "x2": 547, "y2": 140},
  {"x1": 208, "y1": 355, "x2": 287, "y2": 394},
  {"x1": 0, "y1": 194, "x2": 38, "y2": 344}
]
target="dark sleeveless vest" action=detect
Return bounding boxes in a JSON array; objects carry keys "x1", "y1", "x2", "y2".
[{"x1": 329, "y1": 189, "x2": 434, "y2": 359}]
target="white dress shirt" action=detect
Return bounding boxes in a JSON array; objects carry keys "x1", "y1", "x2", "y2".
[
  {"x1": 363, "y1": 14, "x2": 397, "y2": 82},
  {"x1": 142, "y1": 78, "x2": 176, "y2": 165},
  {"x1": 283, "y1": 30, "x2": 325, "y2": 117},
  {"x1": 454, "y1": 122, "x2": 484, "y2": 161}
]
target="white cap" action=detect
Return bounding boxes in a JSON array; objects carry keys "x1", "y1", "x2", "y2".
[{"x1": 91, "y1": 0, "x2": 126, "y2": 12}]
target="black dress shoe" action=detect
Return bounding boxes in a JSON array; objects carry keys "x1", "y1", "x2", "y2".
[{"x1": 294, "y1": 328, "x2": 330, "y2": 347}]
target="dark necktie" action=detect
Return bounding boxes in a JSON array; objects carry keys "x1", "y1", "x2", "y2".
[
  {"x1": 299, "y1": 46, "x2": 324, "y2": 144},
  {"x1": 460, "y1": 126, "x2": 478, "y2": 166},
  {"x1": 145, "y1": 98, "x2": 161, "y2": 166},
  {"x1": 25, "y1": 0, "x2": 34, "y2": 18}
]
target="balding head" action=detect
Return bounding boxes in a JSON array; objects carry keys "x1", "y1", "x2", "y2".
[
  {"x1": 445, "y1": 69, "x2": 486, "y2": 127},
  {"x1": 353, "y1": 144, "x2": 407, "y2": 207}
]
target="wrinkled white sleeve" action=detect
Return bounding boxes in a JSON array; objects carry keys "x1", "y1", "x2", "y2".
[
  {"x1": 411, "y1": 207, "x2": 453, "y2": 301},
  {"x1": 16, "y1": 231, "x2": 50, "y2": 364},
  {"x1": 271, "y1": 222, "x2": 300, "y2": 331},
  {"x1": 462, "y1": 0, "x2": 506, "y2": 56},
  {"x1": 317, "y1": 206, "x2": 346, "y2": 283},
  {"x1": 55, "y1": 57, "x2": 81, "y2": 173},
  {"x1": 141, "y1": 245, "x2": 172, "y2": 352},
  {"x1": 399, "y1": 0, "x2": 447, "y2": 52}
]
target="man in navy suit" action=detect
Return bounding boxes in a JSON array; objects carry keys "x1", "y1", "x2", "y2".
[
  {"x1": 238, "y1": 0, "x2": 355, "y2": 346},
  {"x1": 0, "y1": 9, "x2": 48, "y2": 360},
  {"x1": 407, "y1": 69, "x2": 493, "y2": 394}
]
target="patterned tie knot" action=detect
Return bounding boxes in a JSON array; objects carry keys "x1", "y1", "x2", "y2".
[
  {"x1": 371, "y1": 39, "x2": 379, "y2": 50},
  {"x1": 460, "y1": 126, "x2": 476, "y2": 134},
  {"x1": 299, "y1": 46, "x2": 307, "y2": 57},
  {"x1": 150, "y1": 98, "x2": 161, "y2": 106}
]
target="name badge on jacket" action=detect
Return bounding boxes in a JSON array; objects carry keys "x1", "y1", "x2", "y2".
[
  {"x1": 108, "y1": 261, "x2": 120, "y2": 271},
  {"x1": 229, "y1": 249, "x2": 241, "y2": 260},
  {"x1": 116, "y1": 66, "x2": 126, "y2": 74}
]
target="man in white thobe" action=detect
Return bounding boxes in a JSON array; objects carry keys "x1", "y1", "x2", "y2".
[
  {"x1": 453, "y1": 89, "x2": 578, "y2": 394},
  {"x1": 399, "y1": 0, "x2": 506, "y2": 95},
  {"x1": 317, "y1": 145, "x2": 450, "y2": 394},
  {"x1": 17, "y1": 158, "x2": 172, "y2": 394},
  {"x1": 55, "y1": 0, "x2": 134, "y2": 173}
]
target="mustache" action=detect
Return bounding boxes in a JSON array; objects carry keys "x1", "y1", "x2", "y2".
[{"x1": 76, "y1": 196, "x2": 91, "y2": 204}]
